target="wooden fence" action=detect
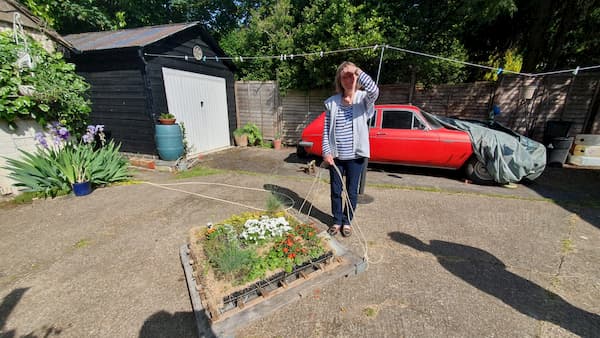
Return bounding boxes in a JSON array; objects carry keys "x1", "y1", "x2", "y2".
[{"x1": 235, "y1": 73, "x2": 600, "y2": 145}]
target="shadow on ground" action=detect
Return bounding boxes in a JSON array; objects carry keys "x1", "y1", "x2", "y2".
[
  {"x1": 139, "y1": 310, "x2": 210, "y2": 338},
  {"x1": 0, "y1": 288, "x2": 28, "y2": 338},
  {"x1": 524, "y1": 166, "x2": 600, "y2": 230},
  {"x1": 264, "y1": 184, "x2": 332, "y2": 226},
  {"x1": 389, "y1": 232, "x2": 600, "y2": 337},
  {"x1": 367, "y1": 162, "x2": 466, "y2": 183}
]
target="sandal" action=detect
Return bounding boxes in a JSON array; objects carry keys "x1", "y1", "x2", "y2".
[
  {"x1": 327, "y1": 225, "x2": 341, "y2": 236},
  {"x1": 341, "y1": 225, "x2": 352, "y2": 237}
]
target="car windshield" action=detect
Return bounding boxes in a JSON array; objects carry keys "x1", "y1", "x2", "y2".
[{"x1": 420, "y1": 109, "x2": 443, "y2": 129}]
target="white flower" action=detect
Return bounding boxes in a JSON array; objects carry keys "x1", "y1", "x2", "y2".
[{"x1": 239, "y1": 215, "x2": 293, "y2": 243}]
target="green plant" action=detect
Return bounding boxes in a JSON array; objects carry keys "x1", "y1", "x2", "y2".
[
  {"x1": 179, "y1": 122, "x2": 188, "y2": 158},
  {"x1": 3, "y1": 147, "x2": 70, "y2": 197},
  {"x1": 235, "y1": 123, "x2": 263, "y2": 146},
  {"x1": 201, "y1": 211, "x2": 327, "y2": 282},
  {"x1": 232, "y1": 127, "x2": 245, "y2": 137},
  {"x1": 159, "y1": 112, "x2": 175, "y2": 119},
  {"x1": 266, "y1": 192, "x2": 284, "y2": 212},
  {"x1": 3, "y1": 123, "x2": 130, "y2": 196},
  {"x1": 175, "y1": 166, "x2": 222, "y2": 179},
  {"x1": 0, "y1": 31, "x2": 91, "y2": 136}
]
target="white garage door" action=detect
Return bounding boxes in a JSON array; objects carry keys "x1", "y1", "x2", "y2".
[{"x1": 162, "y1": 67, "x2": 230, "y2": 155}]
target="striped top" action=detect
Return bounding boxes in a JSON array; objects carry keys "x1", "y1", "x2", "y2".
[{"x1": 323, "y1": 72, "x2": 379, "y2": 159}]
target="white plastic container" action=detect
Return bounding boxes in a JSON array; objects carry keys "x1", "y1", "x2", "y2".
[
  {"x1": 574, "y1": 134, "x2": 600, "y2": 146},
  {"x1": 568, "y1": 154, "x2": 600, "y2": 167},
  {"x1": 572, "y1": 145, "x2": 600, "y2": 157}
]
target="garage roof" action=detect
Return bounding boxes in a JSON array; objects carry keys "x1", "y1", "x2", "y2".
[{"x1": 63, "y1": 22, "x2": 199, "y2": 52}]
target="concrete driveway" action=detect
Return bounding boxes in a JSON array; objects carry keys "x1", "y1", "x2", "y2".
[{"x1": 1, "y1": 146, "x2": 599, "y2": 337}]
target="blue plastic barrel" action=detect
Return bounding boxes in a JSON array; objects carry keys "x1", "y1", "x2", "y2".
[{"x1": 155, "y1": 124, "x2": 183, "y2": 161}]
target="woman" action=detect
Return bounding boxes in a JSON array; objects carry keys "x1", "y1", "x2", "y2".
[{"x1": 322, "y1": 61, "x2": 379, "y2": 237}]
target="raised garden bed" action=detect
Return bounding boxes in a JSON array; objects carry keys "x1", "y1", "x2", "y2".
[{"x1": 181, "y1": 210, "x2": 364, "y2": 336}]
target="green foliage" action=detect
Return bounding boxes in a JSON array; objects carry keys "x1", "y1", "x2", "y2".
[
  {"x1": 236, "y1": 123, "x2": 263, "y2": 146},
  {"x1": 175, "y1": 166, "x2": 222, "y2": 179},
  {"x1": 483, "y1": 49, "x2": 523, "y2": 81},
  {"x1": 20, "y1": 0, "x2": 126, "y2": 34},
  {"x1": 18, "y1": 0, "x2": 599, "y2": 86},
  {"x1": 179, "y1": 122, "x2": 189, "y2": 158},
  {"x1": 3, "y1": 147, "x2": 70, "y2": 197},
  {"x1": 3, "y1": 140, "x2": 130, "y2": 196},
  {"x1": 159, "y1": 112, "x2": 175, "y2": 119},
  {"x1": 265, "y1": 192, "x2": 284, "y2": 212},
  {"x1": 202, "y1": 212, "x2": 327, "y2": 283},
  {"x1": 85, "y1": 141, "x2": 131, "y2": 184},
  {"x1": 0, "y1": 31, "x2": 91, "y2": 135},
  {"x1": 204, "y1": 224, "x2": 257, "y2": 282},
  {"x1": 220, "y1": 0, "x2": 386, "y2": 90},
  {"x1": 233, "y1": 123, "x2": 262, "y2": 145}
]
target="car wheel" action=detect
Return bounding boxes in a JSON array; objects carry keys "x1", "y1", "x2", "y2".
[
  {"x1": 465, "y1": 157, "x2": 495, "y2": 185},
  {"x1": 296, "y1": 144, "x2": 308, "y2": 158}
]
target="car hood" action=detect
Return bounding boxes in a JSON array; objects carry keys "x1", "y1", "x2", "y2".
[{"x1": 433, "y1": 116, "x2": 547, "y2": 184}]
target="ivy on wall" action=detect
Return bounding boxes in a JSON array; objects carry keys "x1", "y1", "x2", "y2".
[{"x1": 0, "y1": 31, "x2": 91, "y2": 136}]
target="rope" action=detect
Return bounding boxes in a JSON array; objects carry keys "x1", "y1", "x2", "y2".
[
  {"x1": 142, "y1": 168, "x2": 371, "y2": 269},
  {"x1": 142, "y1": 181, "x2": 295, "y2": 212}
]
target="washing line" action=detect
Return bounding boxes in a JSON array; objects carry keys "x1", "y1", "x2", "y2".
[{"x1": 144, "y1": 43, "x2": 599, "y2": 78}]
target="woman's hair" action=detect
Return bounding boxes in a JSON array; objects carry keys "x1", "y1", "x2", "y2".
[{"x1": 334, "y1": 61, "x2": 357, "y2": 93}]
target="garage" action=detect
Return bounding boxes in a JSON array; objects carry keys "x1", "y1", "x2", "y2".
[
  {"x1": 162, "y1": 67, "x2": 230, "y2": 154},
  {"x1": 64, "y1": 22, "x2": 237, "y2": 156}
]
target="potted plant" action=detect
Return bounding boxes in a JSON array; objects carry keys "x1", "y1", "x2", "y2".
[
  {"x1": 242, "y1": 123, "x2": 263, "y2": 146},
  {"x1": 273, "y1": 132, "x2": 282, "y2": 150},
  {"x1": 233, "y1": 127, "x2": 248, "y2": 147},
  {"x1": 158, "y1": 112, "x2": 176, "y2": 125}
]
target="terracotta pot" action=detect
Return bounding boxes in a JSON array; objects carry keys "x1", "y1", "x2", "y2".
[
  {"x1": 273, "y1": 138, "x2": 282, "y2": 150},
  {"x1": 158, "y1": 118, "x2": 176, "y2": 125},
  {"x1": 234, "y1": 134, "x2": 248, "y2": 146}
]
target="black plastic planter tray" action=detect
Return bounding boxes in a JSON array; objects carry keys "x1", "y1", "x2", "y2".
[{"x1": 179, "y1": 232, "x2": 365, "y2": 337}]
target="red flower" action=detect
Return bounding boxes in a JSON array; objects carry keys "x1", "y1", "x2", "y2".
[
  {"x1": 283, "y1": 247, "x2": 289, "y2": 253},
  {"x1": 286, "y1": 239, "x2": 293, "y2": 246},
  {"x1": 288, "y1": 253, "x2": 296, "y2": 259}
]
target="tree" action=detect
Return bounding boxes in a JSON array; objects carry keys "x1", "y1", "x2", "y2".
[
  {"x1": 464, "y1": 0, "x2": 599, "y2": 73},
  {"x1": 19, "y1": 0, "x2": 126, "y2": 34},
  {"x1": 221, "y1": 0, "x2": 386, "y2": 90}
]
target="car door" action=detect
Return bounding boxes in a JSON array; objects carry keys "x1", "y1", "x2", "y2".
[{"x1": 370, "y1": 109, "x2": 442, "y2": 165}]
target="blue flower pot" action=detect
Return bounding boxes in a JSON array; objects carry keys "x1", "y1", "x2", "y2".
[{"x1": 72, "y1": 181, "x2": 92, "y2": 196}]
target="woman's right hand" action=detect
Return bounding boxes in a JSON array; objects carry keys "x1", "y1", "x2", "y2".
[{"x1": 323, "y1": 154, "x2": 334, "y2": 166}]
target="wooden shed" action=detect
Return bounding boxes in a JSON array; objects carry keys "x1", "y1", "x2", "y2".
[{"x1": 64, "y1": 22, "x2": 236, "y2": 156}]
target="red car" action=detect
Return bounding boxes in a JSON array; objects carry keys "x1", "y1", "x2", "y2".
[{"x1": 297, "y1": 104, "x2": 497, "y2": 184}]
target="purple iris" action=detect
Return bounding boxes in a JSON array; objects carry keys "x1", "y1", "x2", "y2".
[
  {"x1": 58, "y1": 127, "x2": 70, "y2": 140},
  {"x1": 82, "y1": 133, "x2": 93, "y2": 144},
  {"x1": 34, "y1": 132, "x2": 48, "y2": 148}
]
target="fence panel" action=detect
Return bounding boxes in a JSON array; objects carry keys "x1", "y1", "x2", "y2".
[{"x1": 235, "y1": 74, "x2": 600, "y2": 146}]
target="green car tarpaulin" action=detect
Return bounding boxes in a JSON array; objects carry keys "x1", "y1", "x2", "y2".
[{"x1": 433, "y1": 116, "x2": 547, "y2": 184}]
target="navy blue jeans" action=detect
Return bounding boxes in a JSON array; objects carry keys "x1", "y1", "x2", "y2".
[{"x1": 329, "y1": 157, "x2": 365, "y2": 226}]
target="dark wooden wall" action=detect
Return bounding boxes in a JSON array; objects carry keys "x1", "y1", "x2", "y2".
[
  {"x1": 72, "y1": 49, "x2": 155, "y2": 153},
  {"x1": 70, "y1": 26, "x2": 236, "y2": 154}
]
